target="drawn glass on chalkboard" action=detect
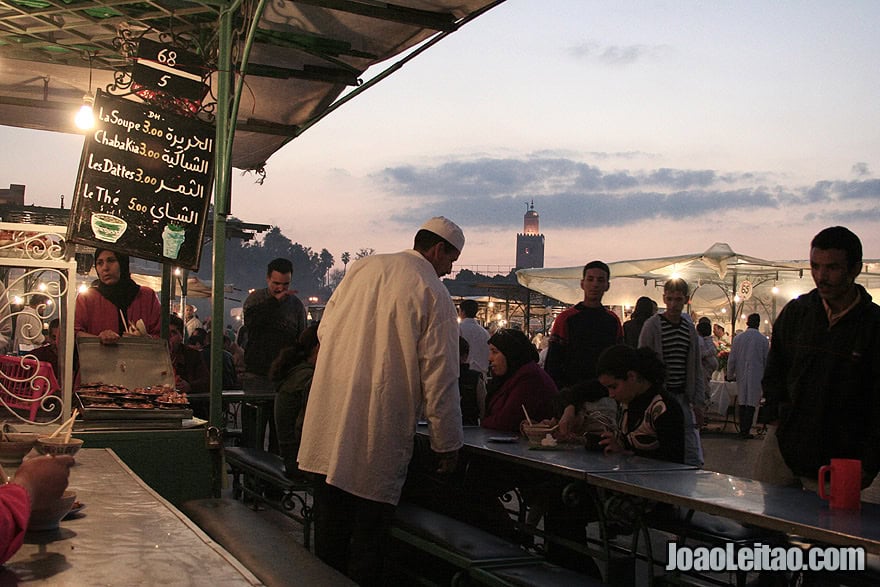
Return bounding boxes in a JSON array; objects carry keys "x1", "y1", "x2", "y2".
[
  {"x1": 162, "y1": 223, "x2": 186, "y2": 259},
  {"x1": 90, "y1": 213, "x2": 128, "y2": 243}
]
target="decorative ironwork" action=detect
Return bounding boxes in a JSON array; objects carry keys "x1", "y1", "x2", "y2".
[
  {"x1": 0, "y1": 260, "x2": 69, "y2": 426},
  {"x1": 0, "y1": 231, "x2": 67, "y2": 262}
]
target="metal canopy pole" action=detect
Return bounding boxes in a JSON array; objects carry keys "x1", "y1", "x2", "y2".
[{"x1": 209, "y1": 0, "x2": 268, "y2": 451}]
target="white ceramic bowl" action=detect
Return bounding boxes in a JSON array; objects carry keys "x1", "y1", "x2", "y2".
[{"x1": 34, "y1": 436, "x2": 83, "y2": 457}]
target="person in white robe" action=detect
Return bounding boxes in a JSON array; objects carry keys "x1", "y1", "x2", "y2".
[
  {"x1": 297, "y1": 217, "x2": 465, "y2": 585},
  {"x1": 726, "y1": 313, "x2": 769, "y2": 438}
]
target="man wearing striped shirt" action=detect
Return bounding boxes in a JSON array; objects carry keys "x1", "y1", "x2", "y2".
[{"x1": 638, "y1": 278, "x2": 707, "y2": 467}]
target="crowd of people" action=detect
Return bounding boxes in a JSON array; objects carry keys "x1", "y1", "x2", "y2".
[
  {"x1": 2, "y1": 223, "x2": 876, "y2": 582},
  {"x1": 287, "y1": 222, "x2": 879, "y2": 585}
]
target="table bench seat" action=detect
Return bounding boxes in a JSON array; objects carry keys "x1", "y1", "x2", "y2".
[
  {"x1": 645, "y1": 508, "x2": 787, "y2": 587},
  {"x1": 224, "y1": 446, "x2": 313, "y2": 547},
  {"x1": 389, "y1": 502, "x2": 602, "y2": 585},
  {"x1": 183, "y1": 498, "x2": 355, "y2": 587}
]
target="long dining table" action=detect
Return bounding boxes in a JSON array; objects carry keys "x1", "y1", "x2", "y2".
[
  {"x1": 587, "y1": 468, "x2": 880, "y2": 554},
  {"x1": 422, "y1": 425, "x2": 880, "y2": 555},
  {"x1": 2, "y1": 448, "x2": 261, "y2": 586},
  {"x1": 451, "y1": 425, "x2": 697, "y2": 477}
]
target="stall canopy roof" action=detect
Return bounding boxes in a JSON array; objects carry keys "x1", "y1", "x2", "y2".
[
  {"x1": 517, "y1": 243, "x2": 880, "y2": 314},
  {"x1": 0, "y1": 0, "x2": 505, "y2": 170}
]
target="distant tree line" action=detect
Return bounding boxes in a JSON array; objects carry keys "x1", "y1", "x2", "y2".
[{"x1": 194, "y1": 223, "x2": 511, "y2": 317}]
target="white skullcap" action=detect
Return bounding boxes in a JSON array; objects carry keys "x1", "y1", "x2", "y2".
[{"x1": 420, "y1": 216, "x2": 465, "y2": 252}]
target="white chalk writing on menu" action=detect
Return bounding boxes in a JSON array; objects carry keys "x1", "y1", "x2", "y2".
[{"x1": 68, "y1": 90, "x2": 215, "y2": 270}]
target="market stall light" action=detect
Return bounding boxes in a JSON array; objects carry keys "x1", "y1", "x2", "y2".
[
  {"x1": 78, "y1": 283, "x2": 88, "y2": 294},
  {"x1": 12, "y1": 296, "x2": 22, "y2": 306},
  {"x1": 74, "y1": 94, "x2": 95, "y2": 130}
]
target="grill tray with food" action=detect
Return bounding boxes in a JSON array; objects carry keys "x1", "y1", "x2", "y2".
[{"x1": 76, "y1": 337, "x2": 192, "y2": 427}]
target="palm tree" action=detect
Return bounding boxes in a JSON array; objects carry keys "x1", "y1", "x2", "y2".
[
  {"x1": 341, "y1": 251, "x2": 350, "y2": 275},
  {"x1": 319, "y1": 249, "x2": 334, "y2": 287}
]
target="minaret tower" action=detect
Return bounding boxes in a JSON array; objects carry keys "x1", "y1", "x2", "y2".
[{"x1": 515, "y1": 200, "x2": 545, "y2": 269}]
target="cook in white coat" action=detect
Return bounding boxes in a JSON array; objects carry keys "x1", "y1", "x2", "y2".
[
  {"x1": 298, "y1": 217, "x2": 465, "y2": 585},
  {"x1": 726, "y1": 313, "x2": 769, "y2": 438}
]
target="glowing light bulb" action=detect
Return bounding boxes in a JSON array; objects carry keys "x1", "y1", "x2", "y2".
[{"x1": 75, "y1": 95, "x2": 95, "y2": 130}]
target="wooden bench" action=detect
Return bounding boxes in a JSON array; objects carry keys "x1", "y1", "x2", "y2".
[
  {"x1": 224, "y1": 446, "x2": 314, "y2": 548},
  {"x1": 389, "y1": 502, "x2": 603, "y2": 586},
  {"x1": 182, "y1": 498, "x2": 355, "y2": 587}
]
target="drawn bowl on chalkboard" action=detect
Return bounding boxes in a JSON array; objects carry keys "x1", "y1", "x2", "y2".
[{"x1": 90, "y1": 213, "x2": 128, "y2": 243}]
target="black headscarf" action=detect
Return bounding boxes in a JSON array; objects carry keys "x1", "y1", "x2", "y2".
[
  {"x1": 486, "y1": 328, "x2": 539, "y2": 393},
  {"x1": 91, "y1": 247, "x2": 141, "y2": 333}
]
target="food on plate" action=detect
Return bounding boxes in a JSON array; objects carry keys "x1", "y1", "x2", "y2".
[
  {"x1": 120, "y1": 402, "x2": 154, "y2": 409},
  {"x1": 156, "y1": 390, "x2": 189, "y2": 407}
]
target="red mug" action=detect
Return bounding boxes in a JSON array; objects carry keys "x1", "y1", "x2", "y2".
[{"x1": 818, "y1": 459, "x2": 861, "y2": 510}]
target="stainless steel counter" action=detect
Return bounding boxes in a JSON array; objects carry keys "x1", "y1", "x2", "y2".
[{"x1": 2, "y1": 449, "x2": 260, "y2": 586}]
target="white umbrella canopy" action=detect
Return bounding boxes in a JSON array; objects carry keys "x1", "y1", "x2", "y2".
[{"x1": 517, "y1": 243, "x2": 880, "y2": 323}]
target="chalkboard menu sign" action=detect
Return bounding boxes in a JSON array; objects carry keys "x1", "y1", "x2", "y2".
[{"x1": 68, "y1": 90, "x2": 214, "y2": 270}]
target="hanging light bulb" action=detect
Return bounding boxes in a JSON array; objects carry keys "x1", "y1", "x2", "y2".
[{"x1": 75, "y1": 93, "x2": 95, "y2": 130}]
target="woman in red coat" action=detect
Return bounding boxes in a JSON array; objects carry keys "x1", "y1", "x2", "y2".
[{"x1": 481, "y1": 328, "x2": 558, "y2": 433}]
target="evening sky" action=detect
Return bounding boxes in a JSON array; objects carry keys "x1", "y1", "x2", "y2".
[{"x1": 1, "y1": 1, "x2": 878, "y2": 271}]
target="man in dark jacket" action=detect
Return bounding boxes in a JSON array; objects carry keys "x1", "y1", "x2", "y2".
[{"x1": 757, "y1": 226, "x2": 880, "y2": 490}]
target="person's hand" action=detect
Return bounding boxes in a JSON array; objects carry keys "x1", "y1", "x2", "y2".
[
  {"x1": 98, "y1": 329, "x2": 120, "y2": 345},
  {"x1": 693, "y1": 404, "x2": 706, "y2": 428},
  {"x1": 435, "y1": 450, "x2": 458, "y2": 474},
  {"x1": 126, "y1": 319, "x2": 147, "y2": 337},
  {"x1": 12, "y1": 455, "x2": 74, "y2": 510},
  {"x1": 600, "y1": 431, "x2": 630, "y2": 456},
  {"x1": 175, "y1": 376, "x2": 192, "y2": 394},
  {"x1": 557, "y1": 405, "x2": 584, "y2": 441},
  {"x1": 273, "y1": 289, "x2": 298, "y2": 301}
]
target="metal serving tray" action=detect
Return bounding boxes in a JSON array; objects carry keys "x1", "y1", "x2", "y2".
[{"x1": 76, "y1": 337, "x2": 191, "y2": 425}]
